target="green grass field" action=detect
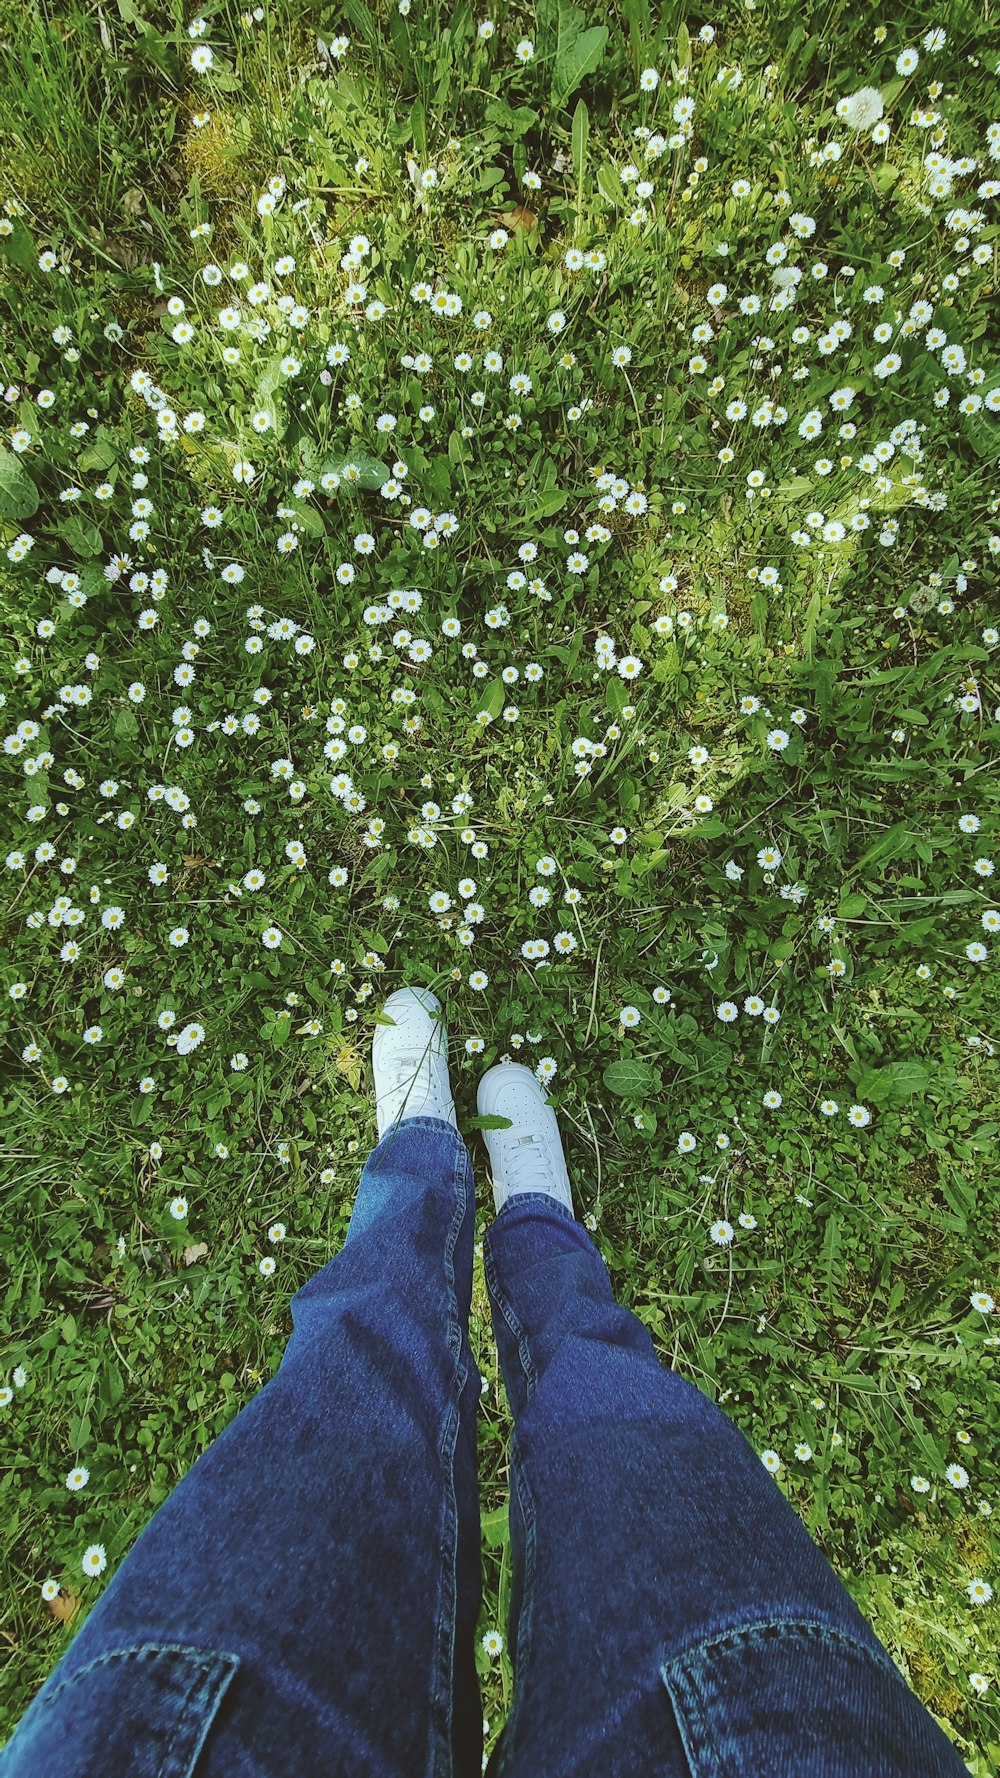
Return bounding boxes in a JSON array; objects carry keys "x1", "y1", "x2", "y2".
[{"x1": 1, "y1": 0, "x2": 998, "y2": 1765}]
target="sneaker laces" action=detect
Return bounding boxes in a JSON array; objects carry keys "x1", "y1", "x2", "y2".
[
  {"x1": 388, "y1": 1050, "x2": 449, "y2": 1115},
  {"x1": 504, "y1": 1130, "x2": 557, "y2": 1193}
]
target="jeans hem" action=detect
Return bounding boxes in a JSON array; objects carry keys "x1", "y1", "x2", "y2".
[{"x1": 489, "y1": 1191, "x2": 578, "y2": 1229}]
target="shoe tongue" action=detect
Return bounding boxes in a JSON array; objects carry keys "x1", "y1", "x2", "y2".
[{"x1": 508, "y1": 1131, "x2": 554, "y2": 1189}]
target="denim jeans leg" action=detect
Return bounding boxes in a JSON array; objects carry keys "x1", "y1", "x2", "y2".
[
  {"x1": 0, "y1": 1117, "x2": 485, "y2": 1778},
  {"x1": 480, "y1": 1193, "x2": 972, "y2": 1778}
]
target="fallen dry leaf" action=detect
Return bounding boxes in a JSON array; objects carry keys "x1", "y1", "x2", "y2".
[
  {"x1": 336, "y1": 1043, "x2": 363, "y2": 1091},
  {"x1": 494, "y1": 205, "x2": 538, "y2": 233},
  {"x1": 182, "y1": 1243, "x2": 209, "y2": 1267},
  {"x1": 46, "y1": 1593, "x2": 81, "y2": 1625}
]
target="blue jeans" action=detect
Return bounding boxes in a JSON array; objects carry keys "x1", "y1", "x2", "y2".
[{"x1": 0, "y1": 1118, "x2": 970, "y2": 1778}]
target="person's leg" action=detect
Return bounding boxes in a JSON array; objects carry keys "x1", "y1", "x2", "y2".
[
  {"x1": 0, "y1": 1117, "x2": 485, "y2": 1778},
  {"x1": 481, "y1": 1193, "x2": 971, "y2": 1778}
]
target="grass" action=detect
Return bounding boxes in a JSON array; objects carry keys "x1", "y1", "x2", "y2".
[{"x1": 0, "y1": 0, "x2": 999, "y2": 1767}]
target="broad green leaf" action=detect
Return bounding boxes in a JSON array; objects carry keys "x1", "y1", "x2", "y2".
[
  {"x1": 477, "y1": 677, "x2": 505, "y2": 721},
  {"x1": 861, "y1": 1060, "x2": 933, "y2": 1106},
  {"x1": 0, "y1": 219, "x2": 37, "y2": 273},
  {"x1": 676, "y1": 18, "x2": 690, "y2": 68},
  {"x1": 59, "y1": 514, "x2": 103, "y2": 557},
  {"x1": 481, "y1": 1503, "x2": 509, "y2": 1545},
  {"x1": 389, "y1": 8, "x2": 413, "y2": 74},
  {"x1": 254, "y1": 358, "x2": 287, "y2": 402},
  {"x1": 596, "y1": 163, "x2": 621, "y2": 207},
  {"x1": 837, "y1": 894, "x2": 868, "y2": 917},
  {"x1": 572, "y1": 96, "x2": 589, "y2": 214},
  {"x1": 526, "y1": 486, "x2": 569, "y2": 518},
  {"x1": 286, "y1": 499, "x2": 326, "y2": 537},
  {"x1": 324, "y1": 453, "x2": 392, "y2": 492},
  {"x1": 0, "y1": 446, "x2": 39, "y2": 520},
  {"x1": 552, "y1": 23, "x2": 608, "y2": 111},
  {"x1": 854, "y1": 821, "x2": 915, "y2": 874},
  {"x1": 76, "y1": 429, "x2": 119, "y2": 473},
  {"x1": 602, "y1": 1059, "x2": 663, "y2": 1098},
  {"x1": 68, "y1": 1413, "x2": 91, "y2": 1453},
  {"x1": 484, "y1": 97, "x2": 537, "y2": 138},
  {"x1": 341, "y1": 0, "x2": 381, "y2": 52},
  {"x1": 686, "y1": 817, "x2": 726, "y2": 840}
]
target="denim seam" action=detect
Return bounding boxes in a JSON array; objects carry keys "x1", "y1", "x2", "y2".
[
  {"x1": 508, "y1": 1454, "x2": 538, "y2": 1743},
  {"x1": 158, "y1": 1651, "x2": 237, "y2": 1778},
  {"x1": 661, "y1": 1618, "x2": 910, "y2": 1778},
  {"x1": 24, "y1": 1642, "x2": 238, "y2": 1716},
  {"x1": 481, "y1": 1242, "x2": 539, "y2": 1401},
  {"x1": 662, "y1": 1614, "x2": 901, "y2": 1676},
  {"x1": 429, "y1": 1130, "x2": 475, "y2": 1778}
]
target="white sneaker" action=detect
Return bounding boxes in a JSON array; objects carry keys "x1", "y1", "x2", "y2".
[
  {"x1": 371, "y1": 987, "x2": 457, "y2": 1140},
  {"x1": 476, "y1": 1063, "x2": 574, "y2": 1218}
]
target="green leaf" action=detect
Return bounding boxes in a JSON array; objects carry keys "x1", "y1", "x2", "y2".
[
  {"x1": 69, "y1": 1413, "x2": 91, "y2": 1453},
  {"x1": 286, "y1": 499, "x2": 326, "y2": 537},
  {"x1": 837, "y1": 894, "x2": 868, "y2": 917},
  {"x1": 853, "y1": 821, "x2": 915, "y2": 875},
  {"x1": 484, "y1": 98, "x2": 537, "y2": 138},
  {"x1": 76, "y1": 429, "x2": 119, "y2": 473},
  {"x1": 596, "y1": 164, "x2": 621, "y2": 207},
  {"x1": 572, "y1": 96, "x2": 589, "y2": 226},
  {"x1": 0, "y1": 446, "x2": 39, "y2": 521},
  {"x1": 481, "y1": 1502, "x2": 509, "y2": 1544},
  {"x1": 860, "y1": 1060, "x2": 933, "y2": 1106},
  {"x1": 602, "y1": 1059, "x2": 663, "y2": 1098},
  {"x1": 477, "y1": 677, "x2": 505, "y2": 721},
  {"x1": 59, "y1": 514, "x2": 104, "y2": 557},
  {"x1": 0, "y1": 219, "x2": 37, "y2": 273},
  {"x1": 389, "y1": 8, "x2": 413, "y2": 75},
  {"x1": 324, "y1": 453, "x2": 392, "y2": 492},
  {"x1": 253, "y1": 358, "x2": 288, "y2": 403},
  {"x1": 465, "y1": 1114, "x2": 515, "y2": 1130},
  {"x1": 341, "y1": 0, "x2": 381, "y2": 53},
  {"x1": 675, "y1": 17, "x2": 691, "y2": 68},
  {"x1": 100, "y1": 1361, "x2": 125, "y2": 1408},
  {"x1": 552, "y1": 22, "x2": 608, "y2": 111},
  {"x1": 525, "y1": 486, "x2": 569, "y2": 518}
]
